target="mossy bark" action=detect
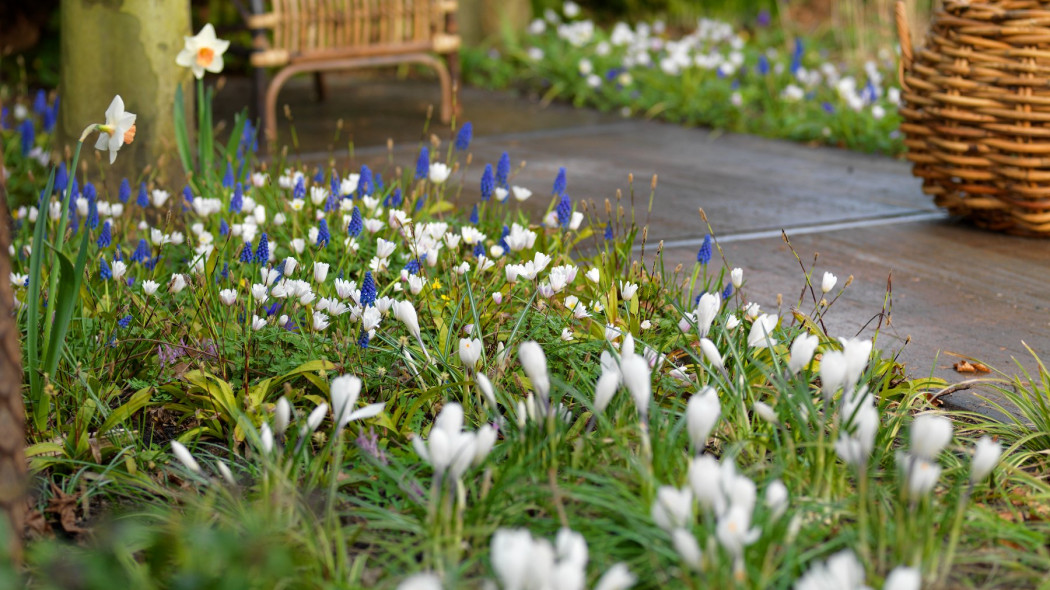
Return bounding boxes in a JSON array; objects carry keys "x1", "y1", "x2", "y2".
[{"x1": 59, "y1": 0, "x2": 193, "y2": 188}]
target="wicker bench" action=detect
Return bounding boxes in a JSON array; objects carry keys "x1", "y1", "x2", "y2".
[{"x1": 244, "y1": 0, "x2": 461, "y2": 144}]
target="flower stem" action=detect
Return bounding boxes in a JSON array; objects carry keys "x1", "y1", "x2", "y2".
[{"x1": 938, "y1": 482, "x2": 972, "y2": 583}]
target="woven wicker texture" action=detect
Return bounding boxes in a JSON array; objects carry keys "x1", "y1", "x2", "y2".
[
  {"x1": 897, "y1": 0, "x2": 1050, "y2": 236},
  {"x1": 247, "y1": 0, "x2": 460, "y2": 142}
]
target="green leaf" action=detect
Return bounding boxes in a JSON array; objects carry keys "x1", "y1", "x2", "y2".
[
  {"x1": 26, "y1": 168, "x2": 56, "y2": 430},
  {"x1": 42, "y1": 226, "x2": 90, "y2": 380},
  {"x1": 173, "y1": 84, "x2": 194, "y2": 179},
  {"x1": 98, "y1": 387, "x2": 154, "y2": 434}
]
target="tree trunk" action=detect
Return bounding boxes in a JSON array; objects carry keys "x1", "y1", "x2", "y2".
[
  {"x1": 0, "y1": 152, "x2": 26, "y2": 564},
  {"x1": 58, "y1": 0, "x2": 193, "y2": 189}
]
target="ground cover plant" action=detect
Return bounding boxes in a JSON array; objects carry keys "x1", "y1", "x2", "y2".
[
  {"x1": 464, "y1": 2, "x2": 903, "y2": 155},
  {"x1": 4, "y1": 19, "x2": 1050, "y2": 590}
]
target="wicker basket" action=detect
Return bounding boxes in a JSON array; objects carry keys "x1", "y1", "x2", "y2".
[{"x1": 896, "y1": 0, "x2": 1050, "y2": 236}]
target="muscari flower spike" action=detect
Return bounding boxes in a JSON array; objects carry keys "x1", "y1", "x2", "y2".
[
  {"x1": 44, "y1": 97, "x2": 58, "y2": 133},
  {"x1": 697, "y1": 234, "x2": 712, "y2": 264},
  {"x1": 255, "y1": 232, "x2": 269, "y2": 264},
  {"x1": 132, "y1": 239, "x2": 151, "y2": 264},
  {"x1": 219, "y1": 218, "x2": 229, "y2": 236},
  {"x1": 604, "y1": 223, "x2": 613, "y2": 240},
  {"x1": 469, "y1": 204, "x2": 479, "y2": 225},
  {"x1": 119, "y1": 178, "x2": 131, "y2": 203},
  {"x1": 99, "y1": 258, "x2": 112, "y2": 280},
  {"x1": 19, "y1": 120, "x2": 34, "y2": 157},
  {"x1": 33, "y1": 90, "x2": 47, "y2": 115},
  {"x1": 496, "y1": 152, "x2": 511, "y2": 188},
  {"x1": 722, "y1": 283, "x2": 733, "y2": 300},
  {"x1": 56, "y1": 164, "x2": 68, "y2": 194},
  {"x1": 293, "y1": 176, "x2": 306, "y2": 201},
  {"x1": 416, "y1": 147, "x2": 430, "y2": 180},
  {"x1": 317, "y1": 219, "x2": 330, "y2": 248},
  {"x1": 384, "y1": 188, "x2": 402, "y2": 208},
  {"x1": 473, "y1": 242, "x2": 486, "y2": 258},
  {"x1": 118, "y1": 315, "x2": 133, "y2": 329},
  {"x1": 374, "y1": 172, "x2": 384, "y2": 192},
  {"x1": 347, "y1": 207, "x2": 363, "y2": 237},
  {"x1": 97, "y1": 221, "x2": 112, "y2": 249},
  {"x1": 313, "y1": 167, "x2": 325, "y2": 183},
  {"x1": 361, "y1": 271, "x2": 377, "y2": 306},
  {"x1": 404, "y1": 258, "x2": 421, "y2": 275},
  {"x1": 358, "y1": 165, "x2": 373, "y2": 197},
  {"x1": 137, "y1": 182, "x2": 149, "y2": 208},
  {"x1": 222, "y1": 161, "x2": 235, "y2": 188},
  {"x1": 480, "y1": 164, "x2": 495, "y2": 201},
  {"x1": 556, "y1": 193, "x2": 573, "y2": 228},
  {"x1": 552, "y1": 166, "x2": 567, "y2": 196},
  {"x1": 230, "y1": 183, "x2": 244, "y2": 214},
  {"x1": 183, "y1": 185, "x2": 194, "y2": 205},
  {"x1": 455, "y1": 122, "x2": 473, "y2": 151},
  {"x1": 358, "y1": 327, "x2": 370, "y2": 349},
  {"x1": 240, "y1": 241, "x2": 254, "y2": 263},
  {"x1": 499, "y1": 225, "x2": 510, "y2": 252}
]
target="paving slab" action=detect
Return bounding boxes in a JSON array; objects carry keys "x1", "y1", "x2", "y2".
[{"x1": 215, "y1": 73, "x2": 1050, "y2": 416}]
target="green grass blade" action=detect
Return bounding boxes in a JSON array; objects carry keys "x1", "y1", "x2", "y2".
[{"x1": 26, "y1": 169, "x2": 56, "y2": 431}]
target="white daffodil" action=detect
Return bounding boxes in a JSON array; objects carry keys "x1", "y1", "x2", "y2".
[
  {"x1": 175, "y1": 23, "x2": 231, "y2": 79},
  {"x1": 94, "y1": 95, "x2": 137, "y2": 164}
]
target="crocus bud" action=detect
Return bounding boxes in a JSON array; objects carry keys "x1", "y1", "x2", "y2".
[
  {"x1": 518, "y1": 341, "x2": 551, "y2": 404},
  {"x1": 313, "y1": 261, "x2": 330, "y2": 283},
  {"x1": 730, "y1": 267, "x2": 743, "y2": 288},
  {"x1": 764, "y1": 480, "x2": 788, "y2": 521},
  {"x1": 821, "y1": 271, "x2": 837, "y2": 293},
  {"x1": 594, "y1": 370, "x2": 620, "y2": 414},
  {"x1": 259, "y1": 422, "x2": 274, "y2": 454},
  {"x1": 620, "y1": 354, "x2": 652, "y2": 421},
  {"x1": 476, "y1": 373, "x2": 497, "y2": 408},
  {"x1": 170, "y1": 441, "x2": 201, "y2": 473},
  {"x1": 970, "y1": 436, "x2": 1002, "y2": 483},
  {"x1": 883, "y1": 566, "x2": 921, "y2": 590},
  {"x1": 910, "y1": 414, "x2": 952, "y2": 460},
  {"x1": 306, "y1": 402, "x2": 328, "y2": 433},
  {"x1": 672, "y1": 529, "x2": 703, "y2": 571},
  {"x1": 392, "y1": 300, "x2": 422, "y2": 338},
  {"x1": 698, "y1": 338, "x2": 724, "y2": 372},
  {"x1": 686, "y1": 387, "x2": 720, "y2": 452},
  {"x1": 274, "y1": 397, "x2": 291, "y2": 435}
]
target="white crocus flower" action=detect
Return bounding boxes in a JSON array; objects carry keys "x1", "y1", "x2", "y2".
[
  {"x1": 788, "y1": 333, "x2": 820, "y2": 374},
  {"x1": 694, "y1": 293, "x2": 721, "y2": 338},
  {"x1": 620, "y1": 353, "x2": 651, "y2": 421},
  {"x1": 330, "y1": 374, "x2": 384, "y2": 429},
  {"x1": 93, "y1": 95, "x2": 137, "y2": 164},
  {"x1": 651, "y1": 486, "x2": 693, "y2": 532},
  {"x1": 219, "y1": 288, "x2": 237, "y2": 306},
  {"x1": 686, "y1": 387, "x2": 720, "y2": 453},
  {"x1": 747, "y1": 313, "x2": 778, "y2": 348},
  {"x1": 730, "y1": 267, "x2": 743, "y2": 288},
  {"x1": 459, "y1": 337, "x2": 482, "y2": 369},
  {"x1": 970, "y1": 436, "x2": 1002, "y2": 483},
  {"x1": 175, "y1": 23, "x2": 231, "y2": 79},
  {"x1": 821, "y1": 271, "x2": 838, "y2": 293},
  {"x1": 141, "y1": 280, "x2": 160, "y2": 296},
  {"x1": 910, "y1": 414, "x2": 952, "y2": 460},
  {"x1": 620, "y1": 281, "x2": 638, "y2": 301},
  {"x1": 518, "y1": 341, "x2": 551, "y2": 411},
  {"x1": 428, "y1": 162, "x2": 451, "y2": 184},
  {"x1": 412, "y1": 402, "x2": 483, "y2": 480},
  {"x1": 274, "y1": 397, "x2": 291, "y2": 435}
]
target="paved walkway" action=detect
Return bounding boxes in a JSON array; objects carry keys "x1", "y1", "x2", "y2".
[{"x1": 216, "y1": 74, "x2": 1050, "y2": 415}]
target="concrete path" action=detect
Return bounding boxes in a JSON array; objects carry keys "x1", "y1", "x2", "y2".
[{"x1": 215, "y1": 74, "x2": 1050, "y2": 414}]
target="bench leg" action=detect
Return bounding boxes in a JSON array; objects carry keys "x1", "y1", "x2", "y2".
[{"x1": 313, "y1": 72, "x2": 327, "y2": 102}]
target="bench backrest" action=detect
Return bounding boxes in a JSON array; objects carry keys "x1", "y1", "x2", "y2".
[{"x1": 248, "y1": 0, "x2": 459, "y2": 65}]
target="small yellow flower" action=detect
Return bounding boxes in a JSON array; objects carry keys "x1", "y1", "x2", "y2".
[{"x1": 431, "y1": 279, "x2": 442, "y2": 290}]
